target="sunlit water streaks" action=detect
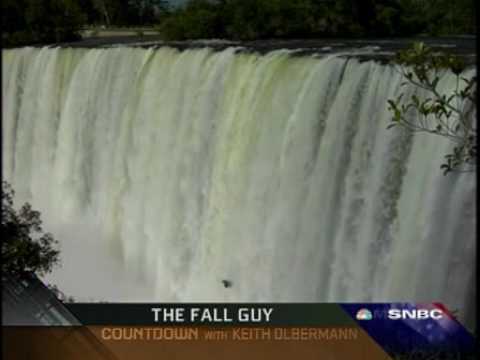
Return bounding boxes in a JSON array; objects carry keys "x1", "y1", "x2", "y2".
[{"x1": 2, "y1": 47, "x2": 475, "y2": 323}]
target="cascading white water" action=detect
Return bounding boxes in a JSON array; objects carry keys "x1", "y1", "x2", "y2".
[{"x1": 2, "y1": 46, "x2": 476, "y2": 319}]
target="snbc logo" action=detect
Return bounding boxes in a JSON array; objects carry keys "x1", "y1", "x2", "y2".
[
  {"x1": 387, "y1": 309, "x2": 444, "y2": 320},
  {"x1": 356, "y1": 309, "x2": 373, "y2": 320}
]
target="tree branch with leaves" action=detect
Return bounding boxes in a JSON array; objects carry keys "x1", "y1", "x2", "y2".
[
  {"x1": 387, "y1": 42, "x2": 476, "y2": 174},
  {"x1": 2, "y1": 181, "x2": 60, "y2": 279}
]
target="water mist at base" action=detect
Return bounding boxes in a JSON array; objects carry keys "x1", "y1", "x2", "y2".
[{"x1": 2, "y1": 47, "x2": 475, "y2": 322}]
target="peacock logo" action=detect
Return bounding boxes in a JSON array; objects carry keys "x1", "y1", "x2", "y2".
[{"x1": 356, "y1": 308, "x2": 373, "y2": 320}]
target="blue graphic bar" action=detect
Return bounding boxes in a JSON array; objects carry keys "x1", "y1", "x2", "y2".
[{"x1": 340, "y1": 303, "x2": 476, "y2": 356}]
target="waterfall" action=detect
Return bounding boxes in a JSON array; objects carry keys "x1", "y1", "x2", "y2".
[{"x1": 2, "y1": 46, "x2": 475, "y2": 320}]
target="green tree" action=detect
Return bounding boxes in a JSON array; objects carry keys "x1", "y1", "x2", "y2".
[
  {"x1": 2, "y1": 0, "x2": 27, "y2": 34},
  {"x1": 158, "y1": 0, "x2": 222, "y2": 40},
  {"x1": 91, "y1": 0, "x2": 117, "y2": 26},
  {"x1": 396, "y1": 0, "x2": 429, "y2": 35},
  {"x1": 2, "y1": 182, "x2": 60, "y2": 279},
  {"x1": 128, "y1": 0, "x2": 168, "y2": 24},
  {"x1": 388, "y1": 43, "x2": 476, "y2": 174},
  {"x1": 3, "y1": 0, "x2": 86, "y2": 46},
  {"x1": 423, "y1": 0, "x2": 476, "y2": 35},
  {"x1": 155, "y1": 0, "x2": 476, "y2": 41},
  {"x1": 26, "y1": 0, "x2": 86, "y2": 42}
]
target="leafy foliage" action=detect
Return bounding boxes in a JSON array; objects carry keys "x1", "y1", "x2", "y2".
[
  {"x1": 158, "y1": 0, "x2": 221, "y2": 40},
  {"x1": 158, "y1": 0, "x2": 363, "y2": 40},
  {"x1": 3, "y1": 0, "x2": 476, "y2": 45},
  {"x1": 3, "y1": 0, "x2": 86, "y2": 46},
  {"x1": 388, "y1": 42, "x2": 476, "y2": 174},
  {"x1": 90, "y1": 0, "x2": 168, "y2": 26},
  {"x1": 421, "y1": 0, "x2": 476, "y2": 36},
  {"x1": 2, "y1": 182, "x2": 60, "y2": 278},
  {"x1": 156, "y1": 0, "x2": 476, "y2": 40},
  {"x1": 3, "y1": 0, "x2": 170, "y2": 46}
]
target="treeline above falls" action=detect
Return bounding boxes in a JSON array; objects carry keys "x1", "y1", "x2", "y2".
[{"x1": 2, "y1": 47, "x2": 476, "y2": 325}]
